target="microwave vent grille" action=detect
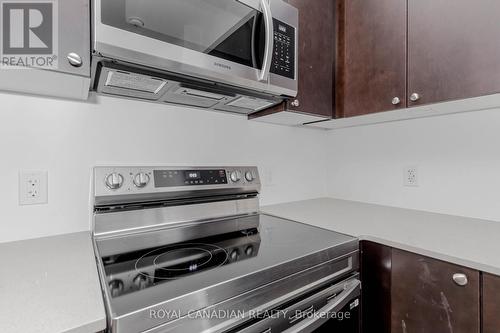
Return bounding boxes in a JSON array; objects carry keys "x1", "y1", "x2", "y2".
[
  {"x1": 226, "y1": 96, "x2": 276, "y2": 111},
  {"x1": 105, "y1": 71, "x2": 167, "y2": 94}
]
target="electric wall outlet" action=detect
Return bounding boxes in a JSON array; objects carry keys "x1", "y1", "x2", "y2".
[
  {"x1": 404, "y1": 166, "x2": 419, "y2": 187},
  {"x1": 19, "y1": 171, "x2": 48, "y2": 205}
]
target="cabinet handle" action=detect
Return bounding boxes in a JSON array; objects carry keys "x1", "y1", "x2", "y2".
[
  {"x1": 410, "y1": 93, "x2": 421, "y2": 102},
  {"x1": 452, "y1": 273, "x2": 468, "y2": 286},
  {"x1": 291, "y1": 99, "x2": 300, "y2": 107},
  {"x1": 392, "y1": 97, "x2": 401, "y2": 105},
  {"x1": 67, "y1": 53, "x2": 83, "y2": 67}
]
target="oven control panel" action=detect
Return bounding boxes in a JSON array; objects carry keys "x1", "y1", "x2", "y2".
[
  {"x1": 270, "y1": 19, "x2": 296, "y2": 80},
  {"x1": 154, "y1": 169, "x2": 228, "y2": 187},
  {"x1": 94, "y1": 166, "x2": 261, "y2": 203}
]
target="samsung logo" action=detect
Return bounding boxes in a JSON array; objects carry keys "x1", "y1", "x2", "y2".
[{"x1": 214, "y1": 62, "x2": 231, "y2": 70}]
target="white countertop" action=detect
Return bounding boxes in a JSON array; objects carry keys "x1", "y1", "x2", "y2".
[
  {"x1": 0, "y1": 232, "x2": 106, "y2": 333},
  {"x1": 262, "y1": 198, "x2": 500, "y2": 276}
]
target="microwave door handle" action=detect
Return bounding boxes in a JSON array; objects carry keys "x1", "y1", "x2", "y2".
[
  {"x1": 282, "y1": 279, "x2": 361, "y2": 333},
  {"x1": 258, "y1": 0, "x2": 274, "y2": 82},
  {"x1": 251, "y1": 15, "x2": 258, "y2": 68}
]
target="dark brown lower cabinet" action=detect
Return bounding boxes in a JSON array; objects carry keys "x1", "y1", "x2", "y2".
[
  {"x1": 483, "y1": 273, "x2": 500, "y2": 333},
  {"x1": 391, "y1": 249, "x2": 480, "y2": 333},
  {"x1": 360, "y1": 241, "x2": 392, "y2": 333},
  {"x1": 361, "y1": 241, "x2": 481, "y2": 333}
]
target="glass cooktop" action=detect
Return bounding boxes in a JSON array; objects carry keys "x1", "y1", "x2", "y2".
[
  {"x1": 96, "y1": 214, "x2": 358, "y2": 316},
  {"x1": 102, "y1": 228, "x2": 261, "y2": 298}
]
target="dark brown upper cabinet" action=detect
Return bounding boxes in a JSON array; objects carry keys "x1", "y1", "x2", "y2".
[
  {"x1": 250, "y1": 0, "x2": 335, "y2": 124},
  {"x1": 286, "y1": 0, "x2": 335, "y2": 118},
  {"x1": 336, "y1": 0, "x2": 407, "y2": 118},
  {"x1": 391, "y1": 249, "x2": 480, "y2": 333},
  {"x1": 483, "y1": 273, "x2": 500, "y2": 333},
  {"x1": 407, "y1": 0, "x2": 500, "y2": 106},
  {"x1": 337, "y1": 0, "x2": 500, "y2": 118}
]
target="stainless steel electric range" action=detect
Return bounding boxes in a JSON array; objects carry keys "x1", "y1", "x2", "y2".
[{"x1": 92, "y1": 166, "x2": 360, "y2": 333}]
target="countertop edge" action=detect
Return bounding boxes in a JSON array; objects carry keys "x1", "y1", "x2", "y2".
[{"x1": 65, "y1": 318, "x2": 107, "y2": 333}]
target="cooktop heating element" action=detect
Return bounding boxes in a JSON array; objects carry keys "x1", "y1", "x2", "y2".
[
  {"x1": 135, "y1": 243, "x2": 229, "y2": 279},
  {"x1": 102, "y1": 229, "x2": 260, "y2": 298},
  {"x1": 92, "y1": 166, "x2": 360, "y2": 333}
]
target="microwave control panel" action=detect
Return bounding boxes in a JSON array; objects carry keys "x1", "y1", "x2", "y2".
[{"x1": 270, "y1": 19, "x2": 296, "y2": 80}]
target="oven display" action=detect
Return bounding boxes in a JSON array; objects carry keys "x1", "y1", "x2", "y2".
[
  {"x1": 154, "y1": 169, "x2": 227, "y2": 187},
  {"x1": 185, "y1": 171, "x2": 201, "y2": 180}
]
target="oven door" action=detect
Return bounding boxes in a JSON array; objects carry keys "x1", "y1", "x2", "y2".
[
  {"x1": 283, "y1": 280, "x2": 361, "y2": 333},
  {"x1": 93, "y1": 0, "x2": 295, "y2": 97},
  {"x1": 230, "y1": 277, "x2": 361, "y2": 333}
]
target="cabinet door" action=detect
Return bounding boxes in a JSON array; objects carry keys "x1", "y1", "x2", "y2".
[
  {"x1": 336, "y1": 0, "x2": 406, "y2": 118},
  {"x1": 58, "y1": 0, "x2": 90, "y2": 76},
  {"x1": 360, "y1": 241, "x2": 392, "y2": 333},
  {"x1": 286, "y1": 0, "x2": 335, "y2": 118},
  {"x1": 408, "y1": 0, "x2": 500, "y2": 106},
  {"x1": 483, "y1": 273, "x2": 500, "y2": 333},
  {"x1": 391, "y1": 249, "x2": 480, "y2": 333},
  {"x1": 0, "y1": 0, "x2": 90, "y2": 100}
]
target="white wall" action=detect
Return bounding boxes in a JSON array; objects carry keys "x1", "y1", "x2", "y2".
[
  {"x1": 0, "y1": 92, "x2": 328, "y2": 243},
  {"x1": 6, "y1": 90, "x2": 498, "y2": 244},
  {"x1": 326, "y1": 105, "x2": 500, "y2": 221}
]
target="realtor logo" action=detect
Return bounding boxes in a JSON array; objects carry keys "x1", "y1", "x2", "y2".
[{"x1": 1, "y1": 0, "x2": 58, "y2": 69}]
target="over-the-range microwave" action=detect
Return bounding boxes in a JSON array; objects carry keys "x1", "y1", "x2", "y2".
[{"x1": 91, "y1": 0, "x2": 298, "y2": 115}]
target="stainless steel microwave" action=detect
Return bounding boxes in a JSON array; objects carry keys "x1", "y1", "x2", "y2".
[{"x1": 91, "y1": 0, "x2": 298, "y2": 114}]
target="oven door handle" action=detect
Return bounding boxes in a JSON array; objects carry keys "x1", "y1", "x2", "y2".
[
  {"x1": 258, "y1": 0, "x2": 274, "y2": 82},
  {"x1": 282, "y1": 279, "x2": 361, "y2": 333}
]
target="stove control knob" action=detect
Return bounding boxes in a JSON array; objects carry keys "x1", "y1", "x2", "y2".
[
  {"x1": 133, "y1": 274, "x2": 150, "y2": 290},
  {"x1": 133, "y1": 172, "x2": 150, "y2": 188},
  {"x1": 108, "y1": 279, "x2": 124, "y2": 297},
  {"x1": 105, "y1": 173, "x2": 124, "y2": 190},
  {"x1": 245, "y1": 171, "x2": 254, "y2": 182},
  {"x1": 230, "y1": 249, "x2": 240, "y2": 261},
  {"x1": 245, "y1": 245, "x2": 254, "y2": 256},
  {"x1": 230, "y1": 171, "x2": 241, "y2": 183}
]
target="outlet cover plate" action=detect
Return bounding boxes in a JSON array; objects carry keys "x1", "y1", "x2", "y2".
[
  {"x1": 19, "y1": 171, "x2": 48, "y2": 205},
  {"x1": 404, "y1": 166, "x2": 419, "y2": 187}
]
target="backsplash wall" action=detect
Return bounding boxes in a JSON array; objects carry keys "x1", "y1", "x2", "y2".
[
  {"x1": 0, "y1": 92, "x2": 328, "y2": 243},
  {"x1": 4, "y1": 90, "x2": 498, "y2": 243},
  {"x1": 326, "y1": 105, "x2": 500, "y2": 222}
]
